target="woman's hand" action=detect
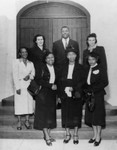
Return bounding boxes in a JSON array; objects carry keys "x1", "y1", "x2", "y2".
[
  {"x1": 52, "y1": 84, "x2": 57, "y2": 90},
  {"x1": 65, "y1": 87, "x2": 72, "y2": 97},
  {"x1": 16, "y1": 89, "x2": 21, "y2": 95},
  {"x1": 24, "y1": 75, "x2": 30, "y2": 81}
]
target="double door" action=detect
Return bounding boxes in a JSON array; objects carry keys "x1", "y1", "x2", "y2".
[
  {"x1": 19, "y1": 17, "x2": 88, "y2": 62},
  {"x1": 17, "y1": 2, "x2": 90, "y2": 62}
]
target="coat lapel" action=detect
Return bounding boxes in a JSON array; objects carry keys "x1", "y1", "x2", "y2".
[{"x1": 91, "y1": 65, "x2": 100, "y2": 83}]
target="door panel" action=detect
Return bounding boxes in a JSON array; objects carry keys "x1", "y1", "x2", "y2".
[
  {"x1": 19, "y1": 17, "x2": 87, "y2": 62},
  {"x1": 18, "y1": 2, "x2": 90, "y2": 62},
  {"x1": 19, "y1": 18, "x2": 53, "y2": 50}
]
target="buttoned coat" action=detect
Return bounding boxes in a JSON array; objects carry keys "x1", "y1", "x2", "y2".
[
  {"x1": 59, "y1": 62, "x2": 85, "y2": 128},
  {"x1": 60, "y1": 62, "x2": 85, "y2": 97},
  {"x1": 28, "y1": 45, "x2": 47, "y2": 74},
  {"x1": 84, "y1": 64, "x2": 108, "y2": 95},
  {"x1": 84, "y1": 64, "x2": 108, "y2": 127},
  {"x1": 12, "y1": 59, "x2": 35, "y2": 115}
]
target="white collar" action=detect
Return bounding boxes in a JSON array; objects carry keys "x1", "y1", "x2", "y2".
[
  {"x1": 62, "y1": 37, "x2": 69, "y2": 42},
  {"x1": 19, "y1": 58, "x2": 28, "y2": 63},
  {"x1": 90, "y1": 63, "x2": 98, "y2": 68},
  {"x1": 47, "y1": 64, "x2": 54, "y2": 68}
]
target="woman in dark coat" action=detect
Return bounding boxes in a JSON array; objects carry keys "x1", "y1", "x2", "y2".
[
  {"x1": 60, "y1": 48, "x2": 85, "y2": 144},
  {"x1": 83, "y1": 33, "x2": 107, "y2": 71},
  {"x1": 83, "y1": 52, "x2": 108, "y2": 146},
  {"x1": 28, "y1": 34, "x2": 47, "y2": 74},
  {"x1": 34, "y1": 51, "x2": 57, "y2": 146}
]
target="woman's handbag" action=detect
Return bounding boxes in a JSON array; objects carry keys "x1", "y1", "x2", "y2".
[
  {"x1": 83, "y1": 87, "x2": 95, "y2": 112},
  {"x1": 86, "y1": 92, "x2": 95, "y2": 112},
  {"x1": 27, "y1": 80, "x2": 40, "y2": 96}
]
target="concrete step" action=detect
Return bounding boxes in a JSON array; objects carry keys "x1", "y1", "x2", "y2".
[
  {"x1": 0, "y1": 106, "x2": 14, "y2": 115},
  {"x1": 0, "y1": 115, "x2": 117, "y2": 128},
  {"x1": 1, "y1": 95, "x2": 14, "y2": 106},
  {"x1": 0, "y1": 125, "x2": 117, "y2": 139},
  {"x1": 0, "y1": 119, "x2": 117, "y2": 139},
  {"x1": 1, "y1": 103, "x2": 117, "y2": 116},
  {"x1": 1, "y1": 96, "x2": 117, "y2": 139},
  {"x1": 2, "y1": 95, "x2": 117, "y2": 111}
]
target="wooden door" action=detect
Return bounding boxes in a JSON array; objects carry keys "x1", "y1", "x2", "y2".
[
  {"x1": 19, "y1": 18, "x2": 53, "y2": 50},
  {"x1": 17, "y1": 2, "x2": 90, "y2": 62}
]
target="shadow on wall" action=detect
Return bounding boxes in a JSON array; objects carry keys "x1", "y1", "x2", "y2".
[{"x1": 0, "y1": 16, "x2": 16, "y2": 102}]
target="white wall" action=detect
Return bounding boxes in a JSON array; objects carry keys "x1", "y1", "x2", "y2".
[
  {"x1": 0, "y1": 0, "x2": 117, "y2": 105},
  {"x1": 0, "y1": 0, "x2": 16, "y2": 100}
]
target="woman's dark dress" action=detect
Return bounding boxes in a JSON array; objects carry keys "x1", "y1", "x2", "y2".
[
  {"x1": 60, "y1": 62, "x2": 85, "y2": 129},
  {"x1": 34, "y1": 64, "x2": 57, "y2": 130},
  {"x1": 84, "y1": 64, "x2": 108, "y2": 128}
]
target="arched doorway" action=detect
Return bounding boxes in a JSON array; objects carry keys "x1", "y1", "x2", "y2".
[{"x1": 17, "y1": 1, "x2": 90, "y2": 62}]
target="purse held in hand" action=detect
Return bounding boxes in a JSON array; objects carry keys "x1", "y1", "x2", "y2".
[{"x1": 27, "y1": 80, "x2": 40, "y2": 96}]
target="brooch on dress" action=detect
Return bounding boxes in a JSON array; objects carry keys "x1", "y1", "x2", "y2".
[{"x1": 93, "y1": 69, "x2": 99, "y2": 74}]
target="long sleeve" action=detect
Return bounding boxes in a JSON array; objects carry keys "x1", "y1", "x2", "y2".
[
  {"x1": 100, "y1": 46, "x2": 107, "y2": 71},
  {"x1": 92, "y1": 67, "x2": 108, "y2": 93},
  {"x1": 35, "y1": 64, "x2": 53, "y2": 89},
  {"x1": 12, "y1": 59, "x2": 20, "y2": 90},
  {"x1": 74, "y1": 67, "x2": 86, "y2": 93},
  {"x1": 29, "y1": 62, "x2": 35, "y2": 80}
]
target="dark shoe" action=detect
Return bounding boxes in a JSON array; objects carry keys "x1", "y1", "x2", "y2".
[
  {"x1": 73, "y1": 139, "x2": 79, "y2": 144},
  {"x1": 73, "y1": 135, "x2": 79, "y2": 144},
  {"x1": 88, "y1": 138, "x2": 95, "y2": 143},
  {"x1": 17, "y1": 126, "x2": 22, "y2": 130},
  {"x1": 94, "y1": 138, "x2": 101, "y2": 146},
  {"x1": 63, "y1": 134, "x2": 71, "y2": 143},
  {"x1": 24, "y1": 120, "x2": 31, "y2": 129}
]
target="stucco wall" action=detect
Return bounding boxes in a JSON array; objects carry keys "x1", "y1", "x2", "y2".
[{"x1": 0, "y1": 0, "x2": 117, "y2": 105}]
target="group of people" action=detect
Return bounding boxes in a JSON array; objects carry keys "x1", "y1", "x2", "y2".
[{"x1": 12, "y1": 26, "x2": 108, "y2": 147}]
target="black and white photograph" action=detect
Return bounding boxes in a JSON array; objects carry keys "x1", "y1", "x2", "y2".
[{"x1": 0, "y1": 0, "x2": 117, "y2": 149}]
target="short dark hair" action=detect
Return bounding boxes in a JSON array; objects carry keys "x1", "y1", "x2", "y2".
[
  {"x1": 43, "y1": 50, "x2": 54, "y2": 64},
  {"x1": 33, "y1": 34, "x2": 46, "y2": 48},
  {"x1": 61, "y1": 26, "x2": 69, "y2": 31},
  {"x1": 33, "y1": 34, "x2": 45, "y2": 43}
]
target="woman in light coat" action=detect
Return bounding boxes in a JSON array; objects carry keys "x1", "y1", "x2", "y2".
[{"x1": 13, "y1": 47, "x2": 35, "y2": 130}]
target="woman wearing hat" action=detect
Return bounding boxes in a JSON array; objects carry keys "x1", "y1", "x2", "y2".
[
  {"x1": 59, "y1": 48, "x2": 85, "y2": 144},
  {"x1": 83, "y1": 33, "x2": 107, "y2": 71}
]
